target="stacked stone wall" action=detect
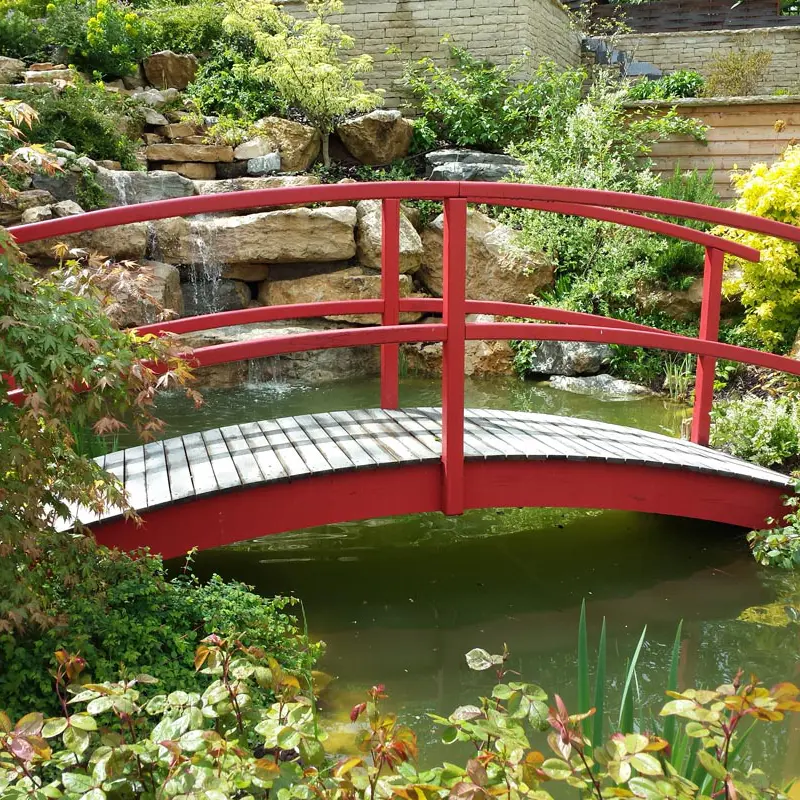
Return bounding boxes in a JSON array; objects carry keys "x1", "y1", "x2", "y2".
[{"x1": 279, "y1": 0, "x2": 582, "y2": 106}]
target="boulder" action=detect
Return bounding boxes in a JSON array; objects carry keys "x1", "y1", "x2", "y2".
[
  {"x1": 635, "y1": 276, "x2": 740, "y2": 321},
  {"x1": 18, "y1": 223, "x2": 149, "y2": 265},
  {"x1": 95, "y1": 167, "x2": 197, "y2": 206},
  {"x1": 143, "y1": 50, "x2": 198, "y2": 91},
  {"x1": 253, "y1": 117, "x2": 321, "y2": 172},
  {"x1": 336, "y1": 110, "x2": 412, "y2": 166},
  {"x1": 246, "y1": 153, "x2": 281, "y2": 176},
  {"x1": 161, "y1": 162, "x2": 216, "y2": 180},
  {"x1": 31, "y1": 171, "x2": 82, "y2": 202},
  {"x1": 144, "y1": 108, "x2": 169, "y2": 126},
  {"x1": 177, "y1": 321, "x2": 379, "y2": 388},
  {"x1": 221, "y1": 263, "x2": 270, "y2": 282},
  {"x1": 152, "y1": 206, "x2": 357, "y2": 266},
  {"x1": 108, "y1": 260, "x2": 184, "y2": 328},
  {"x1": 193, "y1": 174, "x2": 321, "y2": 211},
  {"x1": 233, "y1": 137, "x2": 276, "y2": 161},
  {"x1": 20, "y1": 205, "x2": 54, "y2": 224},
  {"x1": 549, "y1": 374, "x2": 653, "y2": 397},
  {"x1": 122, "y1": 66, "x2": 147, "y2": 90},
  {"x1": 154, "y1": 122, "x2": 203, "y2": 140},
  {"x1": 0, "y1": 56, "x2": 25, "y2": 83},
  {"x1": 426, "y1": 149, "x2": 523, "y2": 182},
  {"x1": 0, "y1": 189, "x2": 55, "y2": 225},
  {"x1": 146, "y1": 144, "x2": 234, "y2": 163},
  {"x1": 130, "y1": 88, "x2": 180, "y2": 108},
  {"x1": 51, "y1": 199, "x2": 83, "y2": 217},
  {"x1": 181, "y1": 278, "x2": 251, "y2": 317},
  {"x1": 258, "y1": 265, "x2": 422, "y2": 325},
  {"x1": 24, "y1": 68, "x2": 77, "y2": 84},
  {"x1": 520, "y1": 341, "x2": 612, "y2": 377},
  {"x1": 419, "y1": 209, "x2": 554, "y2": 301},
  {"x1": 355, "y1": 199, "x2": 423, "y2": 274},
  {"x1": 402, "y1": 316, "x2": 514, "y2": 377},
  {"x1": 54, "y1": 140, "x2": 75, "y2": 152}
]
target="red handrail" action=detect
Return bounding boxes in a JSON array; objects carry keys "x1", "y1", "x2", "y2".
[{"x1": 9, "y1": 181, "x2": 800, "y2": 516}]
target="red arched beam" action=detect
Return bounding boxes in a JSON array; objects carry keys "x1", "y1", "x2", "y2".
[
  {"x1": 10, "y1": 181, "x2": 800, "y2": 246},
  {"x1": 92, "y1": 460, "x2": 787, "y2": 560}
]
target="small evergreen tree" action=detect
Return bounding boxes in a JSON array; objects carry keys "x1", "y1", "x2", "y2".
[{"x1": 224, "y1": 0, "x2": 383, "y2": 166}]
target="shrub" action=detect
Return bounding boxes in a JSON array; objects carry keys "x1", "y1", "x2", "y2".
[
  {"x1": 627, "y1": 69, "x2": 705, "y2": 100},
  {"x1": 404, "y1": 48, "x2": 586, "y2": 152},
  {"x1": 0, "y1": 8, "x2": 46, "y2": 60},
  {"x1": 716, "y1": 144, "x2": 800, "y2": 349},
  {"x1": 145, "y1": 0, "x2": 226, "y2": 55},
  {"x1": 187, "y1": 42, "x2": 286, "y2": 120},
  {"x1": 3, "y1": 80, "x2": 143, "y2": 168},
  {"x1": 703, "y1": 47, "x2": 772, "y2": 97},
  {"x1": 710, "y1": 395, "x2": 800, "y2": 467}
]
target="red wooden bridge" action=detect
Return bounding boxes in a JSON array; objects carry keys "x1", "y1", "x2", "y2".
[{"x1": 9, "y1": 181, "x2": 800, "y2": 559}]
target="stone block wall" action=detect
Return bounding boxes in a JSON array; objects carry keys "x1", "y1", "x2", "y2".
[
  {"x1": 279, "y1": 0, "x2": 582, "y2": 106},
  {"x1": 617, "y1": 26, "x2": 800, "y2": 94}
]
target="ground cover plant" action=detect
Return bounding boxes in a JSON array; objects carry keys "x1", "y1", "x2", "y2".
[{"x1": 627, "y1": 70, "x2": 705, "y2": 101}]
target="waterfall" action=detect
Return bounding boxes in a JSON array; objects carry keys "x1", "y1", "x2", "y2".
[
  {"x1": 107, "y1": 170, "x2": 134, "y2": 206},
  {"x1": 186, "y1": 214, "x2": 224, "y2": 314}
]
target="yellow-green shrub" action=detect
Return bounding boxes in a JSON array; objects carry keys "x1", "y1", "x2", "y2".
[{"x1": 719, "y1": 145, "x2": 800, "y2": 350}]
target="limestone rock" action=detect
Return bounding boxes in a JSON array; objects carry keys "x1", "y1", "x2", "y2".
[
  {"x1": 19, "y1": 222, "x2": 149, "y2": 265},
  {"x1": 51, "y1": 199, "x2": 83, "y2": 217},
  {"x1": 32, "y1": 171, "x2": 83, "y2": 202},
  {"x1": 403, "y1": 315, "x2": 514, "y2": 377},
  {"x1": 1, "y1": 189, "x2": 55, "y2": 225},
  {"x1": 336, "y1": 110, "x2": 412, "y2": 166},
  {"x1": 259, "y1": 265, "x2": 421, "y2": 325},
  {"x1": 144, "y1": 108, "x2": 169, "y2": 126},
  {"x1": 54, "y1": 140, "x2": 75, "y2": 152},
  {"x1": 143, "y1": 51, "x2": 198, "y2": 91},
  {"x1": 355, "y1": 199, "x2": 423, "y2": 274},
  {"x1": 161, "y1": 162, "x2": 216, "y2": 180},
  {"x1": 131, "y1": 87, "x2": 180, "y2": 108},
  {"x1": 94, "y1": 167, "x2": 196, "y2": 207},
  {"x1": 549, "y1": 374, "x2": 653, "y2": 397},
  {"x1": 221, "y1": 264, "x2": 270, "y2": 282},
  {"x1": 178, "y1": 321, "x2": 379, "y2": 387},
  {"x1": 520, "y1": 341, "x2": 612, "y2": 377},
  {"x1": 193, "y1": 174, "x2": 321, "y2": 212},
  {"x1": 108, "y1": 260, "x2": 183, "y2": 328},
  {"x1": 146, "y1": 143, "x2": 233, "y2": 163},
  {"x1": 233, "y1": 136, "x2": 276, "y2": 160},
  {"x1": 24, "y1": 68, "x2": 77, "y2": 84},
  {"x1": 0, "y1": 56, "x2": 25, "y2": 83},
  {"x1": 426, "y1": 149, "x2": 523, "y2": 182},
  {"x1": 122, "y1": 66, "x2": 147, "y2": 90},
  {"x1": 419, "y1": 210, "x2": 554, "y2": 301},
  {"x1": 246, "y1": 153, "x2": 281, "y2": 176},
  {"x1": 635, "y1": 278, "x2": 703, "y2": 321},
  {"x1": 152, "y1": 206, "x2": 357, "y2": 265},
  {"x1": 181, "y1": 279, "x2": 250, "y2": 317},
  {"x1": 20, "y1": 205, "x2": 54, "y2": 224},
  {"x1": 253, "y1": 117, "x2": 321, "y2": 172}
]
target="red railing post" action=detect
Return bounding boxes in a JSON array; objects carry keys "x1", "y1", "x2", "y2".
[
  {"x1": 441, "y1": 198, "x2": 467, "y2": 515},
  {"x1": 380, "y1": 198, "x2": 401, "y2": 409},
  {"x1": 691, "y1": 246, "x2": 724, "y2": 446}
]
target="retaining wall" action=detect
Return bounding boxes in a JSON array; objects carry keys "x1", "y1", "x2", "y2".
[
  {"x1": 279, "y1": 0, "x2": 582, "y2": 107},
  {"x1": 630, "y1": 96, "x2": 800, "y2": 200}
]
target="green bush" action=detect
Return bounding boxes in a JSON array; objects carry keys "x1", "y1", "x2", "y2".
[
  {"x1": 0, "y1": 547, "x2": 317, "y2": 719},
  {"x1": 145, "y1": 0, "x2": 226, "y2": 55},
  {"x1": 187, "y1": 42, "x2": 286, "y2": 120},
  {"x1": 710, "y1": 394, "x2": 800, "y2": 467},
  {"x1": 0, "y1": 8, "x2": 46, "y2": 59},
  {"x1": 2, "y1": 81, "x2": 143, "y2": 168},
  {"x1": 627, "y1": 70, "x2": 705, "y2": 100},
  {"x1": 404, "y1": 47, "x2": 585, "y2": 152}
]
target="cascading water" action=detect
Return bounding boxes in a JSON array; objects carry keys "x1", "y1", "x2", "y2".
[
  {"x1": 186, "y1": 214, "x2": 225, "y2": 315},
  {"x1": 107, "y1": 170, "x2": 134, "y2": 206}
]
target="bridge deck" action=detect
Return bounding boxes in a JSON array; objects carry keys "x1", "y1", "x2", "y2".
[{"x1": 64, "y1": 408, "x2": 789, "y2": 529}]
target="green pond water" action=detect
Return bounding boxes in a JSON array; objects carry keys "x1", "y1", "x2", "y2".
[{"x1": 150, "y1": 375, "x2": 800, "y2": 781}]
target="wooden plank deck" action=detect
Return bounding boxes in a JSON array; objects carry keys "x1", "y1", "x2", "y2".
[{"x1": 58, "y1": 408, "x2": 791, "y2": 529}]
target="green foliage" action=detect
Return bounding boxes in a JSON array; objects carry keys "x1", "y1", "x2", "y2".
[
  {"x1": 0, "y1": 8, "x2": 46, "y2": 59},
  {"x1": 704, "y1": 47, "x2": 772, "y2": 97},
  {"x1": 0, "y1": 549, "x2": 318, "y2": 718},
  {"x1": 404, "y1": 48, "x2": 586, "y2": 152},
  {"x1": 187, "y1": 42, "x2": 286, "y2": 120},
  {"x1": 716, "y1": 144, "x2": 800, "y2": 350},
  {"x1": 75, "y1": 166, "x2": 110, "y2": 210},
  {"x1": 627, "y1": 70, "x2": 705, "y2": 101},
  {"x1": 3, "y1": 635, "x2": 796, "y2": 800},
  {"x1": 749, "y1": 482, "x2": 800, "y2": 568},
  {"x1": 2, "y1": 81, "x2": 142, "y2": 168},
  {"x1": 145, "y1": 0, "x2": 226, "y2": 54},
  {"x1": 223, "y1": 0, "x2": 383, "y2": 165},
  {"x1": 711, "y1": 394, "x2": 800, "y2": 468}
]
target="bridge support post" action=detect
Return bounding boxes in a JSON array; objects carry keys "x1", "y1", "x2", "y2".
[
  {"x1": 380, "y1": 198, "x2": 401, "y2": 409},
  {"x1": 691, "y1": 247, "x2": 724, "y2": 446},
  {"x1": 441, "y1": 198, "x2": 467, "y2": 515}
]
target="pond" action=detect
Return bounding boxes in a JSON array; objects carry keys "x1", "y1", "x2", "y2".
[{"x1": 151, "y1": 375, "x2": 800, "y2": 783}]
